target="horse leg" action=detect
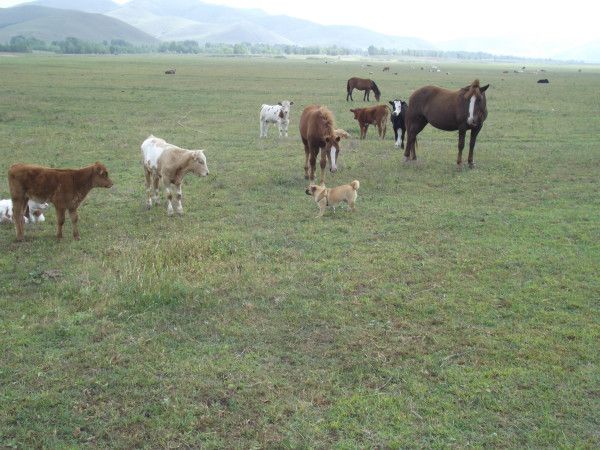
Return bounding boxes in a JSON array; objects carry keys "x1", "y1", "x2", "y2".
[
  {"x1": 319, "y1": 151, "x2": 327, "y2": 184},
  {"x1": 468, "y1": 126, "x2": 482, "y2": 168},
  {"x1": 457, "y1": 129, "x2": 466, "y2": 169},
  {"x1": 303, "y1": 139, "x2": 310, "y2": 179},
  {"x1": 405, "y1": 118, "x2": 427, "y2": 162}
]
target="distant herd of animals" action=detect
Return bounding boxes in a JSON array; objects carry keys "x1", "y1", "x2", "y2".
[{"x1": 3, "y1": 74, "x2": 490, "y2": 241}]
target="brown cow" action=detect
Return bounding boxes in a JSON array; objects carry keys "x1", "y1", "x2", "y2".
[
  {"x1": 300, "y1": 105, "x2": 347, "y2": 184},
  {"x1": 350, "y1": 105, "x2": 389, "y2": 139},
  {"x1": 8, "y1": 162, "x2": 113, "y2": 241}
]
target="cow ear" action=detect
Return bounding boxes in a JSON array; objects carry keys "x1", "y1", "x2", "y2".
[
  {"x1": 350, "y1": 109, "x2": 355, "y2": 113},
  {"x1": 335, "y1": 136, "x2": 341, "y2": 143},
  {"x1": 278, "y1": 102, "x2": 282, "y2": 106},
  {"x1": 325, "y1": 137, "x2": 330, "y2": 143},
  {"x1": 480, "y1": 84, "x2": 490, "y2": 92},
  {"x1": 290, "y1": 101, "x2": 294, "y2": 105},
  {"x1": 389, "y1": 101, "x2": 394, "y2": 106}
]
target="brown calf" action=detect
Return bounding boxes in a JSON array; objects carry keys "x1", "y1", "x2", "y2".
[
  {"x1": 350, "y1": 105, "x2": 389, "y2": 139},
  {"x1": 8, "y1": 162, "x2": 113, "y2": 241}
]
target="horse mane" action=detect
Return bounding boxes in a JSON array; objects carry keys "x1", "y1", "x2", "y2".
[
  {"x1": 317, "y1": 106, "x2": 336, "y2": 134},
  {"x1": 370, "y1": 80, "x2": 381, "y2": 97}
]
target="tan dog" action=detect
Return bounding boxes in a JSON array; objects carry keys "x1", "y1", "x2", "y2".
[{"x1": 305, "y1": 180, "x2": 360, "y2": 217}]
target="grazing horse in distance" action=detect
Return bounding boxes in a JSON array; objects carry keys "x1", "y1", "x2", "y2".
[
  {"x1": 300, "y1": 105, "x2": 347, "y2": 184},
  {"x1": 346, "y1": 77, "x2": 381, "y2": 102},
  {"x1": 404, "y1": 79, "x2": 489, "y2": 168}
]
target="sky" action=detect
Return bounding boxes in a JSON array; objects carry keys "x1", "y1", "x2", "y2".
[{"x1": 1, "y1": 0, "x2": 598, "y2": 57}]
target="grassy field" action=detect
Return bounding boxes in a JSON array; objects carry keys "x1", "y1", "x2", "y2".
[{"x1": 0, "y1": 54, "x2": 599, "y2": 448}]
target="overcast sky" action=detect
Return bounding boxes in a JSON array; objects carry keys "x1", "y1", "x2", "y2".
[{"x1": 1, "y1": 0, "x2": 598, "y2": 53}]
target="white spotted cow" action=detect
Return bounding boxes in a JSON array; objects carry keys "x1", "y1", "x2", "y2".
[{"x1": 259, "y1": 101, "x2": 294, "y2": 138}]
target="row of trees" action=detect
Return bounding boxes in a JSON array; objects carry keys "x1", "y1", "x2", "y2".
[
  {"x1": 1, "y1": 35, "x2": 540, "y2": 62},
  {"x1": 0, "y1": 35, "x2": 359, "y2": 55}
]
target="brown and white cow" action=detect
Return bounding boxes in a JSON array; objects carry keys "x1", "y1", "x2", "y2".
[
  {"x1": 8, "y1": 162, "x2": 113, "y2": 241},
  {"x1": 350, "y1": 104, "x2": 389, "y2": 139},
  {"x1": 141, "y1": 135, "x2": 209, "y2": 216}
]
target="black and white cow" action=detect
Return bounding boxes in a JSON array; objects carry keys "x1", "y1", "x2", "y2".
[
  {"x1": 389, "y1": 99, "x2": 408, "y2": 149},
  {"x1": 260, "y1": 101, "x2": 294, "y2": 138}
]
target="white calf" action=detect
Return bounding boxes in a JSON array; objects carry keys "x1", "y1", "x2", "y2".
[
  {"x1": 0, "y1": 199, "x2": 49, "y2": 224},
  {"x1": 141, "y1": 135, "x2": 209, "y2": 216},
  {"x1": 260, "y1": 101, "x2": 294, "y2": 138}
]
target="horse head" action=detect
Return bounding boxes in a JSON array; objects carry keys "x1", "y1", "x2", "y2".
[
  {"x1": 464, "y1": 79, "x2": 489, "y2": 128},
  {"x1": 324, "y1": 134, "x2": 341, "y2": 172}
]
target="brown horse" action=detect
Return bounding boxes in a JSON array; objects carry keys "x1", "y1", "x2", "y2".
[
  {"x1": 346, "y1": 77, "x2": 381, "y2": 102},
  {"x1": 300, "y1": 105, "x2": 344, "y2": 184},
  {"x1": 404, "y1": 79, "x2": 489, "y2": 168}
]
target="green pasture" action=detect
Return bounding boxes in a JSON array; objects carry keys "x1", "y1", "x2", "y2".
[{"x1": 0, "y1": 54, "x2": 599, "y2": 447}]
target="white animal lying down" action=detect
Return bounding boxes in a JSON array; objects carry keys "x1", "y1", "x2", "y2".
[{"x1": 0, "y1": 199, "x2": 49, "y2": 224}]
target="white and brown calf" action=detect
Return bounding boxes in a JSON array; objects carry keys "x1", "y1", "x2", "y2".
[
  {"x1": 259, "y1": 101, "x2": 294, "y2": 137},
  {"x1": 0, "y1": 199, "x2": 49, "y2": 224},
  {"x1": 141, "y1": 135, "x2": 209, "y2": 216}
]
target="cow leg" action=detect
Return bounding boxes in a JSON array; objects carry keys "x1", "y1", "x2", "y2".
[
  {"x1": 56, "y1": 207, "x2": 65, "y2": 239},
  {"x1": 165, "y1": 180, "x2": 174, "y2": 216},
  {"x1": 152, "y1": 174, "x2": 160, "y2": 206},
  {"x1": 381, "y1": 121, "x2": 387, "y2": 139},
  {"x1": 400, "y1": 126, "x2": 406, "y2": 149},
  {"x1": 175, "y1": 183, "x2": 184, "y2": 215},
  {"x1": 69, "y1": 208, "x2": 80, "y2": 240},
  {"x1": 393, "y1": 126, "x2": 399, "y2": 147},
  {"x1": 457, "y1": 129, "x2": 466, "y2": 169},
  {"x1": 347, "y1": 89, "x2": 352, "y2": 101},
  {"x1": 144, "y1": 169, "x2": 153, "y2": 209},
  {"x1": 468, "y1": 127, "x2": 481, "y2": 168},
  {"x1": 12, "y1": 198, "x2": 27, "y2": 241}
]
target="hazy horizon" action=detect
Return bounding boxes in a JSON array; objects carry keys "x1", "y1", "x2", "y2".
[{"x1": 1, "y1": 0, "x2": 599, "y2": 60}]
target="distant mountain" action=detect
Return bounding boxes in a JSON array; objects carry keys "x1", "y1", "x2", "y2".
[
  {"x1": 28, "y1": 0, "x2": 118, "y2": 14},
  {"x1": 0, "y1": 5, "x2": 158, "y2": 45},
  {"x1": 105, "y1": 0, "x2": 434, "y2": 49}
]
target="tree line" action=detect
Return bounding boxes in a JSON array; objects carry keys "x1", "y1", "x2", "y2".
[{"x1": 0, "y1": 35, "x2": 552, "y2": 62}]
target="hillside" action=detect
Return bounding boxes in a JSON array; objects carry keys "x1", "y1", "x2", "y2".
[
  {"x1": 105, "y1": 0, "x2": 435, "y2": 50},
  {"x1": 0, "y1": 5, "x2": 158, "y2": 45},
  {"x1": 29, "y1": 0, "x2": 118, "y2": 14}
]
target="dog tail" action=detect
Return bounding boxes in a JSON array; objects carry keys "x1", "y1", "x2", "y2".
[{"x1": 350, "y1": 180, "x2": 360, "y2": 191}]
